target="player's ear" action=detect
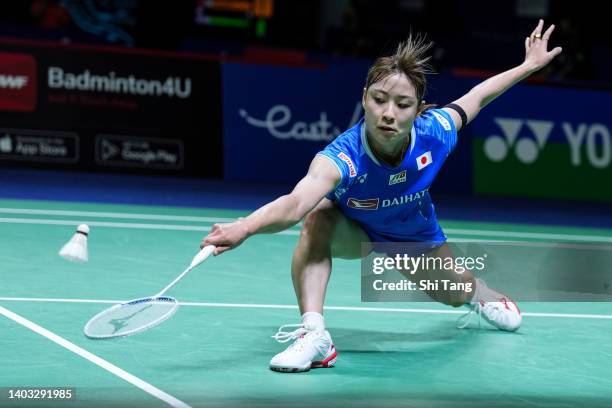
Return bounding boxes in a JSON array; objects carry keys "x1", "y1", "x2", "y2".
[{"x1": 362, "y1": 87, "x2": 367, "y2": 109}]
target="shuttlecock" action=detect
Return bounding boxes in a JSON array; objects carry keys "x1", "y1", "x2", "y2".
[{"x1": 59, "y1": 224, "x2": 89, "y2": 262}]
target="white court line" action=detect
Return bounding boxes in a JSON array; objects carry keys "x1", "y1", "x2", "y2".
[
  {"x1": 0, "y1": 305, "x2": 191, "y2": 408},
  {"x1": 1, "y1": 297, "x2": 611, "y2": 320},
  {"x1": 2, "y1": 216, "x2": 612, "y2": 242},
  {"x1": 1, "y1": 206, "x2": 611, "y2": 241},
  {"x1": 445, "y1": 228, "x2": 612, "y2": 243},
  {"x1": 0, "y1": 207, "x2": 235, "y2": 223},
  {"x1": 0, "y1": 217, "x2": 212, "y2": 232},
  {"x1": 0, "y1": 217, "x2": 300, "y2": 235}
]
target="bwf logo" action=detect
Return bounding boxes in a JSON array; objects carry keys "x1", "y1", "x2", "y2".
[
  {"x1": 0, "y1": 75, "x2": 27, "y2": 88},
  {"x1": 484, "y1": 118, "x2": 553, "y2": 164},
  {"x1": 0, "y1": 52, "x2": 37, "y2": 112}
]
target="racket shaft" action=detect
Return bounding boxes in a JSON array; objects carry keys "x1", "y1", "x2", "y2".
[
  {"x1": 155, "y1": 245, "x2": 215, "y2": 297},
  {"x1": 156, "y1": 266, "x2": 192, "y2": 297}
]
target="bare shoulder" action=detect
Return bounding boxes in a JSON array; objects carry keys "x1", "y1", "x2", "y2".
[{"x1": 308, "y1": 154, "x2": 341, "y2": 183}]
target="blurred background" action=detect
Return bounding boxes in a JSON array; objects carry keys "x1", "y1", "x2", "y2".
[
  {"x1": 2, "y1": 0, "x2": 609, "y2": 83},
  {"x1": 0, "y1": 0, "x2": 610, "y2": 221}
]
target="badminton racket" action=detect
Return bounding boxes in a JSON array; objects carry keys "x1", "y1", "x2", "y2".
[{"x1": 84, "y1": 245, "x2": 216, "y2": 339}]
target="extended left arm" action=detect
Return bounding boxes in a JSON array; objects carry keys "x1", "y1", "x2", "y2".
[{"x1": 443, "y1": 19, "x2": 563, "y2": 131}]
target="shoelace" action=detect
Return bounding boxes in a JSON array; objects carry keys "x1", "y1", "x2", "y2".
[
  {"x1": 457, "y1": 301, "x2": 506, "y2": 329},
  {"x1": 271, "y1": 324, "x2": 309, "y2": 343},
  {"x1": 457, "y1": 278, "x2": 488, "y2": 329},
  {"x1": 457, "y1": 304, "x2": 482, "y2": 329}
]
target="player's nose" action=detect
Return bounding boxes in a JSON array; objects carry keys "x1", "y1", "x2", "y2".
[
  {"x1": 382, "y1": 105, "x2": 395, "y2": 123},
  {"x1": 382, "y1": 113, "x2": 395, "y2": 124}
]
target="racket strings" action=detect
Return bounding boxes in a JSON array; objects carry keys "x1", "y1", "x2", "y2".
[
  {"x1": 83, "y1": 246, "x2": 216, "y2": 339},
  {"x1": 84, "y1": 297, "x2": 178, "y2": 338}
]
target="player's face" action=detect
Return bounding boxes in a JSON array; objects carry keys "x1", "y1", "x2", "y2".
[{"x1": 362, "y1": 73, "x2": 419, "y2": 145}]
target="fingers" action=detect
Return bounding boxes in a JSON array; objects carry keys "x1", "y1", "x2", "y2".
[
  {"x1": 201, "y1": 235, "x2": 229, "y2": 251},
  {"x1": 525, "y1": 36, "x2": 530, "y2": 52},
  {"x1": 530, "y1": 19, "x2": 544, "y2": 42},
  {"x1": 527, "y1": 20, "x2": 558, "y2": 53},
  {"x1": 550, "y1": 46, "x2": 563, "y2": 58},
  {"x1": 198, "y1": 221, "x2": 242, "y2": 255},
  {"x1": 214, "y1": 246, "x2": 231, "y2": 256},
  {"x1": 201, "y1": 234, "x2": 222, "y2": 248},
  {"x1": 199, "y1": 239, "x2": 230, "y2": 255},
  {"x1": 542, "y1": 23, "x2": 555, "y2": 41},
  {"x1": 200, "y1": 223, "x2": 223, "y2": 248}
]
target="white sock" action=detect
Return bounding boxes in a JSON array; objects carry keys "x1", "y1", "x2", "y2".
[{"x1": 302, "y1": 312, "x2": 325, "y2": 332}]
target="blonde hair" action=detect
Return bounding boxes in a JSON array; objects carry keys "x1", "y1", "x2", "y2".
[{"x1": 365, "y1": 34, "x2": 435, "y2": 114}]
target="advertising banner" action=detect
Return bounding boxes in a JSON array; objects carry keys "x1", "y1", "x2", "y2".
[
  {"x1": 222, "y1": 61, "x2": 368, "y2": 184},
  {"x1": 470, "y1": 85, "x2": 612, "y2": 202},
  {"x1": 0, "y1": 42, "x2": 222, "y2": 177}
]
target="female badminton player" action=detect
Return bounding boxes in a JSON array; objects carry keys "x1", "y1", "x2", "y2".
[{"x1": 202, "y1": 20, "x2": 562, "y2": 372}]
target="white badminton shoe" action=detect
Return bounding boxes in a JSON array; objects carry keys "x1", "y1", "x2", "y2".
[
  {"x1": 458, "y1": 278, "x2": 522, "y2": 331},
  {"x1": 269, "y1": 324, "x2": 337, "y2": 373}
]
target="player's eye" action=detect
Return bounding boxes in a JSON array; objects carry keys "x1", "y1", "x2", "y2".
[{"x1": 373, "y1": 97, "x2": 385, "y2": 104}]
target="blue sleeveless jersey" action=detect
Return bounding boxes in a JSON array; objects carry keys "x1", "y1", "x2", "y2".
[{"x1": 317, "y1": 108, "x2": 457, "y2": 243}]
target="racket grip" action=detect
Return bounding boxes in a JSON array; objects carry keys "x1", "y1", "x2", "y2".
[{"x1": 190, "y1": 245, "x2": 216, "y2": 269}]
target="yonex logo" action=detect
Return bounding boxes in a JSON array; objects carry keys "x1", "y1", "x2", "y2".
[
  {"x1": 484, "y1": 118, "x2": 553, "y2": 164},
  {"x1": 0, "y1": 52, "x2": 37, "y2": 112},
  {"x1": 358, "y1": 173, "x2": 368, "y2": 184},
  {"x1": 485, "y1": 117, "x2": 611, "y2": 169}
]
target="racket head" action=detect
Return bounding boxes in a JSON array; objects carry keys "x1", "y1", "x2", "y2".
[{"x1": 84, "y1": 296, "x2": 178, "y2": 339}]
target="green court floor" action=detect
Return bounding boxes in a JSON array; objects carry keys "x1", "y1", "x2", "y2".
[{"x1": 1, "y1": 199, "x2": 611, "y2": 408}]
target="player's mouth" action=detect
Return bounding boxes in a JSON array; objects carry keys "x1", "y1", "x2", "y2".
[{"x1": 378, "y1": 125, "x2": 397, "y2": 133}]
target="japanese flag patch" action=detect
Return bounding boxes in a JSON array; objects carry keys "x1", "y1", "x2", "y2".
[{"x1": 416, "y1": 151, "x2": 433, "y2": 170}]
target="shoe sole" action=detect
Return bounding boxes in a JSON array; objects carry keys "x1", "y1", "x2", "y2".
[{"x1": 270, "y1": 348, "x2": 337, "y2": 373}]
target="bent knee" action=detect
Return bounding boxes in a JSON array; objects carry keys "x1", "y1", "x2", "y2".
[{"x1": 300, "y1": 208, "x2": 341, "y2": 240}]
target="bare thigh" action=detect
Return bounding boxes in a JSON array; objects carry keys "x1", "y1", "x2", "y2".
[{"x1": 305, "y1": 198, "x2": 372, "y2": 260}]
